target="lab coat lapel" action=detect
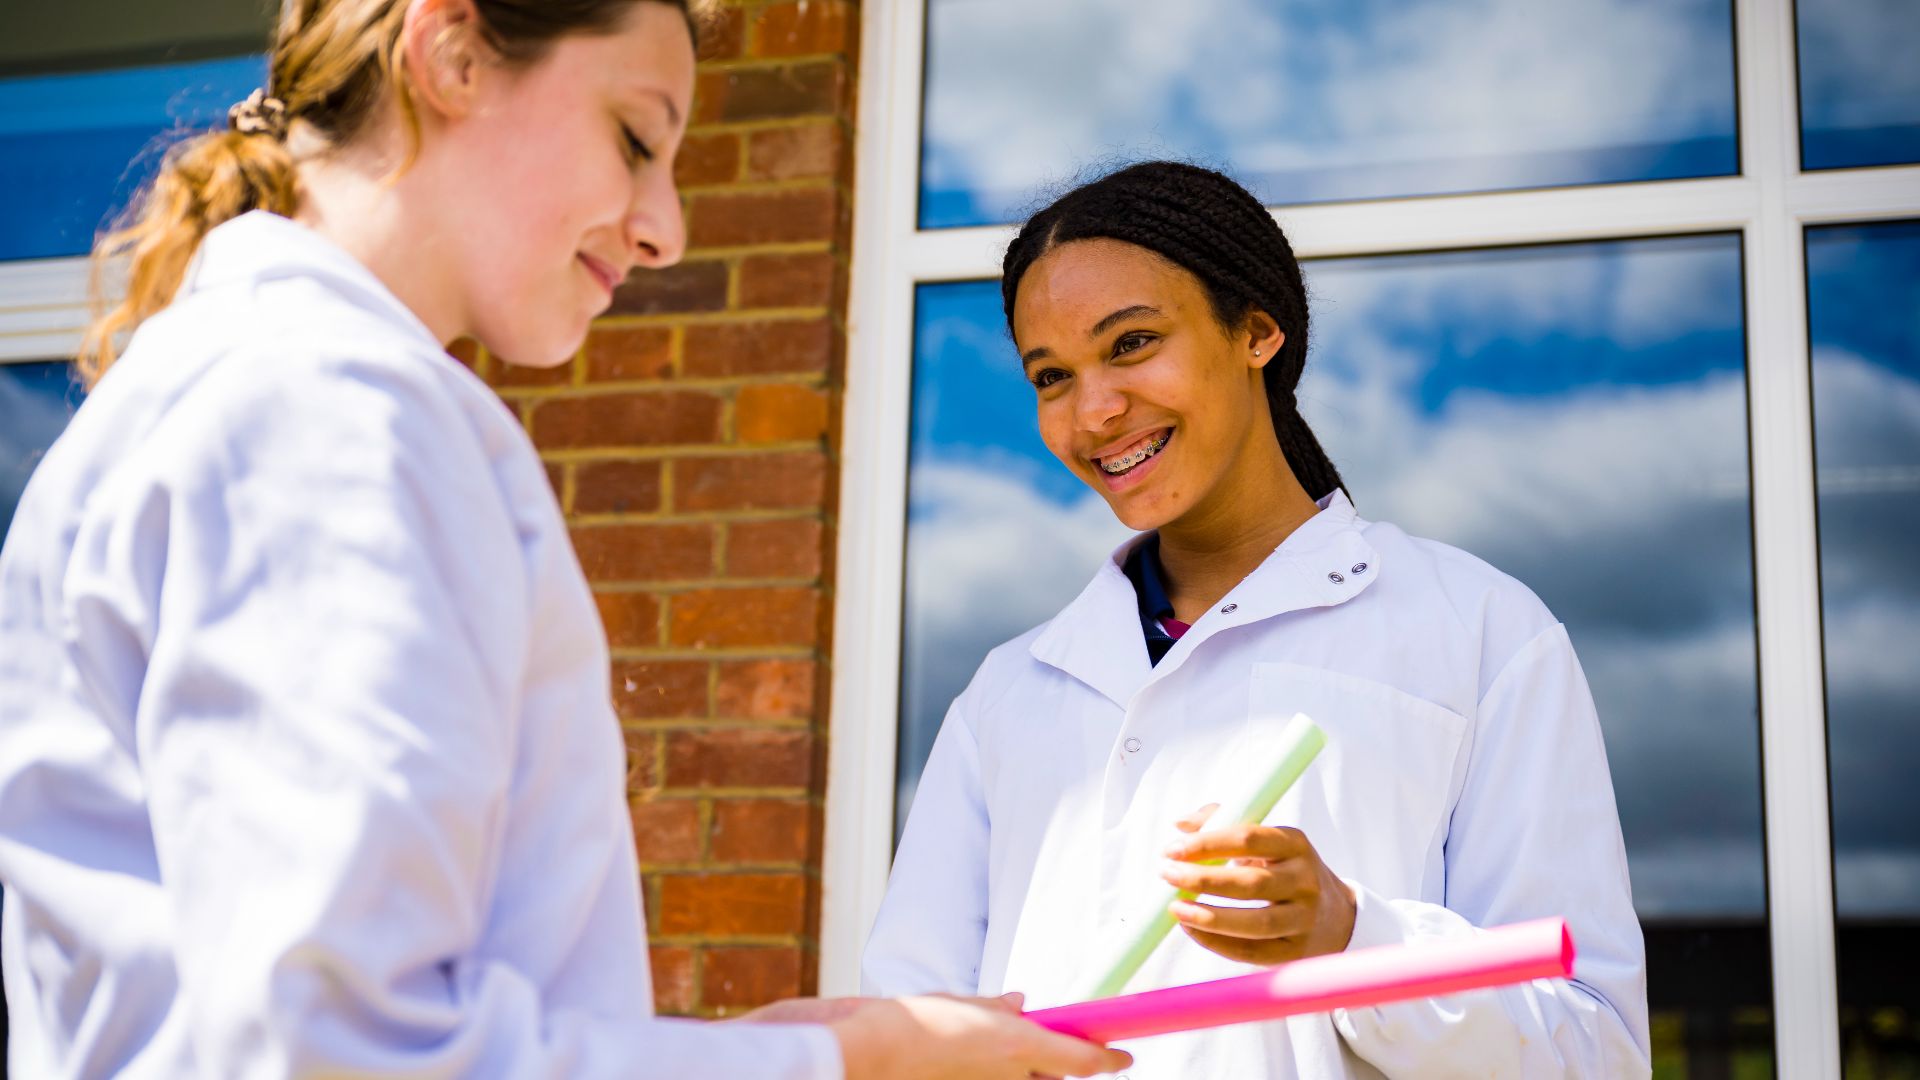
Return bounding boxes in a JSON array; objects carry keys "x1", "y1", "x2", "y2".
[{"x1": 1026, "y1": 535, "x2": 1156, "y2": 709}]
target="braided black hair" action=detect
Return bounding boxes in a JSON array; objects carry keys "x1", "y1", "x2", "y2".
[{"x1": 1001, "y1": 161, "x2": 1347, "y2": 503}]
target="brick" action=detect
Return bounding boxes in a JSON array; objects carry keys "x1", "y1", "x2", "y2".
[
  {"x1": 657, "y1": 872, "x2": 809, "y2": 936},
  {"x1": 544, "y1": 461, "x2": 566, "y2": 506},
  {"x1": 595, "y1": 590, "x2": 661, "y2": 648},
  {"x1": 694, "y1": 4, "x2": 746, "y2": 61},
  {"x1": 726, "y1": 519, "x2": 822, "y2": 580},
  {"x1": 531, "y1": 390, "x2": 723, "y2": 449},
  {"x1": 573, "y1": 460, "x2": 663, "y2": 515},
  {"x1": 676, "y1": 452, "x2": 826, "y2": 512},
  {"x1": 624, "y1": 727, "x2": 661, "y2": 792},
  {"x1": 705, "y1": 946, "x2": 805, "y2": 1011},
  {"x1": 746, "y1": 123, "x2": 843, "y2": 182},
  {"x1": 716, "y1": 659, "x2": 816, "y2": 720},
  {"x1": 703, "y1": 62, "x2": 846, "y2": 124},
  {"x1": 612, "y1": 658, "x2": 710, "y2": 719},
  {"x1": 711, "y1": 798, "x2": 813, "y2": 863},
  {"x1": 632, "y1": 797, "x2": 704, "y2": 863},
  {"x1": 689, "y1": 188, "x2": 838, "y2": 248},
  {"x1": 609, "y1": 260, "x2": 729, "y2": 316},
  {"x1": 665, "y1": 727, "x2": 813, "y2": 789},
  {"x1": 649, "y1": 945, "x2": 697, "y2": 1014},
  {"x1": 669, "y1": 587, "x2": 819, "y2": 649},
  {"x1": 447, "y1": 337, "x2": 479, "y2": 367},
  {"x1": 572, "y1": 522, "x2": 714, "y2": 581},
  {"x1": 674, "y1": 131, "x2": 741, "y2": 188},
  {"x1": 684, "y1": 320, "x2": 833, "y2": 378},
  {"x1": 735, "y1": 383, "x2": 829, "y2": 444},
  {"x1": 738, "y1": 252, "x2": 837, "y2": 309},
  {"x1": 752, "y1": 1, "x2": 856, "y2": 58},
  {"x1": 584, "y1": 326, "x2": 674, "y2": 383}
]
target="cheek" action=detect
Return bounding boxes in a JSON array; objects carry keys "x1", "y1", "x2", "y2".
[{"x1": 1035, "y1": 398, "x2": 1082, "y2": 468}]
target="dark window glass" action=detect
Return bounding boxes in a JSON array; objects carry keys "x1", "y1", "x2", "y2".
[
  {"x1": 0, "y1": 361, "x2": 84, "y2": 542},
  {"x1": 918, "y1": 0, "x2": 1739, "y2": 229},
  {"x1": 899, "y1": 234, "x2": 1771, "y2": 1073},
  {"x1": 1796, "y1": 0, "x2": 1920, "y2": 170},
  {"x1": 1807, "y1": 219, "x2": 1920, "y2": 1077}
]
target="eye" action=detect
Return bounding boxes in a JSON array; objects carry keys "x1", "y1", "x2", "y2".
[
  {"x1": 622, "y1": 125, "x2": 655, "y2": 164},
  {"x1": 1030, "y1": 367, "x2": 1069, "y2": 390},
  {"x1": 1113, "y1": 331, "x2": 1156, "y2": 356}
]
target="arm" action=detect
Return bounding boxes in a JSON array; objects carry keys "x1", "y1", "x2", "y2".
[
  {"x1": 861, "y1": 698, "x2": 992, "y2": 996},
  {"x1": 1328, "y1": 623, "x2": 1651, "y2": 1079},
  {"x1": 125, "y1": 357, "x2": 839, "y2": 1078}
]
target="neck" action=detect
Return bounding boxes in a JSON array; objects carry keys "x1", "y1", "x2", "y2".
[
  {"x1": 290, "y1": 127, "x2": 464, "y2": 345},
  {"x1": 1155, "y1": 427, "x2": 1324, "y2": 622}
]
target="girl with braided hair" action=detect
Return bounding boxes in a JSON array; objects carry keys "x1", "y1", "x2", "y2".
[
  {"x1": 0, "y1": 2, "x2": 1135, "y2": 1077},
  {"x1": 865, "y1": 162, "x2": 1651, "y2": 1078}
]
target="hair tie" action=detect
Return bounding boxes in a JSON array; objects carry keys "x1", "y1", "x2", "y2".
[{"x1": 228, "y1": 89, "x2": 289, "y2": 140}]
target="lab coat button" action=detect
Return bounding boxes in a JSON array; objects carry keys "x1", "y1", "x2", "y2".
[
  {"x1": 1124, "y1": 737, "x2": 1142, "y2": 753},
  {"x1": 1328, "y1": 570, "x2": 1346, "y2": 584},
  {"x1": 1352, "y1": 562, "x2": 1369, "y2": 575},
  {"x1": 1220, "y1": 602, "x2": 1237, "y2": 614}
]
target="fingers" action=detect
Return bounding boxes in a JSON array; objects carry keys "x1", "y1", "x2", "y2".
[
  {"x1": 1161, "y1": 857, "x2": 1311, "y2": 902},
  {"x1": 1013, "y1": 1022, "x2": 1134, "y2": 1078},
  {"x1": 1169, "y1": 896, "x2": 1313, "y2": 940},
  {"x1": 997, "y1": 991, "x2": 1026, "y2": 1012},
  {"x1": 1172, "y1": 802, "x2": 1220, "y2": 834},
  {"x1": 1166, "y1": 822, "x2": 1310, "y2": 863},
  {"x1": 1180, "y1": 923, "x2": 1299, "y2": 965}
]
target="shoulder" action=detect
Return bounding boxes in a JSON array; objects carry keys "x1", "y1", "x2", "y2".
[{"x1": 1358, "y1": 519, "x2": 1563, "y2": 696}]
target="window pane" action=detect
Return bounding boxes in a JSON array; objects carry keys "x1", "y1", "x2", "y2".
[
  {"x1": 898, "y1": 234, "x2": 1770, "y2": 1073},
  {"x1": 1807, "y1": 219, "x2": 1920, "y2": 1077},
  {"x1": 0, "y1": 361, "x2": 84, "y2": 542},
  {"x1": 0, "y1": 0, "x2": 270, "y2": 262},
  {"x1": 1797, "y1": 0, "x2": 1920, "y2": 170},
  {"x1": 919, "y1": 0, "x2": 1739, "y2": 229}
]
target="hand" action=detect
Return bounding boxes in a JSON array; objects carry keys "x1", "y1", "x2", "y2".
[
  {"x1": 829, "y1": 992, "x2": 1132, "y2": 1080},
  {"x1": 1160, "y1": 803, "x2": 1357, "y2": 966}
]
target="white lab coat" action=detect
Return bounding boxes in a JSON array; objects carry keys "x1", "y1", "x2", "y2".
[
  {"x1": 0, "y1": 211, "x2": 839, "y2": 1079},
  {"x1": 865, "y1": 493, "x2": 1652, "y2": 1078}
]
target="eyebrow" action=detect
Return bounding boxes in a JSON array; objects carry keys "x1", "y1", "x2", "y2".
[{"x1": 1020, "y1": 304, "x2": 1167, "y2": 366}]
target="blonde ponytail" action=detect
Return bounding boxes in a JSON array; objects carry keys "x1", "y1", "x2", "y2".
[
  {"x1": 76, "y1": 0, "x2": 691, "y2": 388},
  {"x1": 78, "y1": 125, "x2": 298, "y2": 385}
]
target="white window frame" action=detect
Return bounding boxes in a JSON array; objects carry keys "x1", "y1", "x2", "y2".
[
  {"x1": 824, "y1": 0, "x2": 1920, "y2": 1074},
  {"x1": 0, "y1": 257, "x2": 91, "y2": 363}
]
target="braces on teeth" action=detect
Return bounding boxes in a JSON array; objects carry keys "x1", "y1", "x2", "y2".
[{"x1": 1102, "y1": 432, "x2": 1169, "y2": 474}]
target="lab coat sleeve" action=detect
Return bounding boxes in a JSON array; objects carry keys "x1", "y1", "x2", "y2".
[
  {"x1": 1331, "y1": 623, "x2": 1651, "y2": 1079},
  {"x1": 124, "y1": 355, "x2": 840, "y2": 1079},
  {"x1": 861, "y1": 696, "x2": 991, "y2": 995}
]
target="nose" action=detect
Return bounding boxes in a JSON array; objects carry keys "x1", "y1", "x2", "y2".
[
  {"x1": 1073, "y1": 368, "x2": 1128, "y2": 433},
  {"x1": 625, "y1": 164, "x2": 687, "y2": 270}
]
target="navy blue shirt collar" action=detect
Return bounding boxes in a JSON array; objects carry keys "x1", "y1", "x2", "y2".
[{"x1": 1121, "y1": 534, "x2": 1180, "y2": 666}]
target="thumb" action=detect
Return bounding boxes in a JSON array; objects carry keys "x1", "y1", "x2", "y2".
[
  {"x1": 999, "y1": 991, "x2": 1027, "y2": 1012},
  {"x1": 1174, "y1": 802, "x2": 1220, "y2": 833}
]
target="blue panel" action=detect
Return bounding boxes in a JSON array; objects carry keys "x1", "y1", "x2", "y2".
[
  {"x1": 0, "y1": 54, "x2": 267, "y2": 261},
  {"x1": 0, "y1": 362, "x2": 84, "y2": 542},
  {"x1": 1797, "y1": 0, "x2": 1920, "y2": 170},
  {"x1": 919, "y1": 0, "x2": 1739, "y2": 228},
  {"x1": 1808, "y1": 219, "x2": 1920, "y2": 1077}
]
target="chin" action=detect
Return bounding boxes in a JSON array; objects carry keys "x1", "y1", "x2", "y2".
[{"x1": 480, "y1": 322, "x2": 587, "y2": 370}]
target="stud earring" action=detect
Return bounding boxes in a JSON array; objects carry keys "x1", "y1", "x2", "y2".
[{"x1": 1253, "y1": 349, "x2": 1262, "y2": 357}]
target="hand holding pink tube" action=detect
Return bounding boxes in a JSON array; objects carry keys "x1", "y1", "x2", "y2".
[{"x1": 1026, "y1": 917, "x2": 1575, "y2": 1043}]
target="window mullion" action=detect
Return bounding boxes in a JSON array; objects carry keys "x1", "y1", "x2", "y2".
[{"x1": 1738, "y1": 0, "x2": 1843, "y2": 1075}]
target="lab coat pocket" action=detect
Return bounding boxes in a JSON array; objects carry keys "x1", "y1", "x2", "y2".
[{"x1": 1246, "y1": 661, "x2": 1467, "y2": 900}]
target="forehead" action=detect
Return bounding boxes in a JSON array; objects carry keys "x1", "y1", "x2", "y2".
[
  {"x1": 1013, "y1": 238, "x2": 1208, "y2": 337},
  {"x1": 547, "y1": 4, "x2": 696, "y2": 109}
]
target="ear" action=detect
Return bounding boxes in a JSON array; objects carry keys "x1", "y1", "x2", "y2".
[
  {"x1": 1243, "y1": 308, "x2": 1285, "y2": 372},
  {"x1": 402, "y1": 0, "x2": 491, "y2": 122}
]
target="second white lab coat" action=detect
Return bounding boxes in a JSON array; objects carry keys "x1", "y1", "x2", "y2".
[{"x1": 864, "y1": 493, "x2": 1652, "y2": 1078}]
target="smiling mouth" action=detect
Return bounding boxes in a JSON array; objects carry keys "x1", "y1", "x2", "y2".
[
  {"x1": 578, "y1": 253, "x2": 622, "y2": 295},
  {"x1": 1097, "y1": 430, "x2": 1171, "y2": 475}
]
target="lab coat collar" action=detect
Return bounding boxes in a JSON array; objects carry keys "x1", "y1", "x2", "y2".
[
  {"x1": 1029, "y1": 490, "x2": 1381, "y2": 708},
  {"x1": 180, "y1": 211, "x2": 444, "y2": 354}
]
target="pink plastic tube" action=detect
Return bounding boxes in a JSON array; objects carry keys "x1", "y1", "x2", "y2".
[{"x1": 1026, "y1": 917, "x2": 1575, "y2": 1043}]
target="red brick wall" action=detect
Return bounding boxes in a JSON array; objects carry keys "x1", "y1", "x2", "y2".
[{"x1": 470, "y1": 0, "x2": 857, "y2": 1017}]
